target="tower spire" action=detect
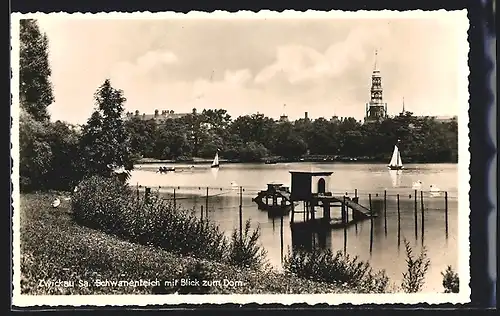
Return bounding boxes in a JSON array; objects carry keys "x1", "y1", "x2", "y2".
[
  {"x1": 402, "y1": 97, "x2": 405, "y2": 113},
  {"x1": 374, "y1": 49, "x2": 378, "y2": 71}
]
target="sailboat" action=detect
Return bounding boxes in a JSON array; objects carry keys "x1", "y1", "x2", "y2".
[
  {"x1": 388, "y1": 142, "x2": 404, "y2": 170},
  {"x1": 211, "y1": 151, "x2": 219, "y2": 168}
]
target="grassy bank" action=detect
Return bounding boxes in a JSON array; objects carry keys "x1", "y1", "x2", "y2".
[{"x1": 20, "y1": 192, "x2": 359, "y2": 295}]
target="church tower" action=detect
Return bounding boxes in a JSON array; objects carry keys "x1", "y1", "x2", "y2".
[{"x1": 364, "y1": 50, "x2": 388, "y2": 123}]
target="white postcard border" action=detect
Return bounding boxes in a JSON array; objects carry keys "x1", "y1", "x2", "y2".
[{"x1": 10, "y1": 9, "x2": 471, "y2": 307}]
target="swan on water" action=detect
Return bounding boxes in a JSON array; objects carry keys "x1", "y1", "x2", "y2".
[
  {"x1": 429, "y1": 184, "x2": 441, "y2": 197},
  {"x1": 51, "y1": 198, "x2": 61, "y2": 208},
  {"x1": 412, "y1": 180, "x2": 422, "y2": 190},
  {"x1": 230, "y1": 181, "x2": 239, "y2": 189}
]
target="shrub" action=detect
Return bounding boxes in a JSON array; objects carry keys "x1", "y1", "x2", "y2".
[
  {"x1": 177, "y1": 262, "x2": 214, "y2": 294},
  {"x1": 228, "y1": 219, "x2": 268, "y2": 270},
  {"x1": 283, "y1": 246, "x2": 390, "y2": 293},
  {"x1": 72, "y1": 176, "x2": 269, "y2": 270},
  {"x1": 400, "y1": 239, "x2": 430, "y2": 293},
  {"x1": 72, "y1": 175, "x2": 132, "y2": 233},
  {"x1": 441, "y1": 265, "x2": 459, "y2": 293}
]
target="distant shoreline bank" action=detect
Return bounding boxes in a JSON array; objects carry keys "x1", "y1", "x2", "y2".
[{"x1": 136, "y1": 156, "x2": 458, "y2": 165}]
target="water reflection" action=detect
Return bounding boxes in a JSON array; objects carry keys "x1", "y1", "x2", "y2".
[
  {"x1": 129, "y1": 162, "x2": 459, "y2": 292},
  {"x1": 388, "y1": 169, "x2": 402, "y2": 187},
  {"x1": 291, "y1": 227, "x2": 331, "y2": 252}
]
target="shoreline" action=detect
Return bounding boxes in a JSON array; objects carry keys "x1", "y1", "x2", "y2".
[
  {"x1": 136, "y1": 156, "x2": 458, "y2": 165},
  {"x1": 19, "y1": 192, "x2": 360, "y2": 295}
]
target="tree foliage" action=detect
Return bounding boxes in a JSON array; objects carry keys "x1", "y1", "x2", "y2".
[
  {"x1": 79, "y1": 79, "x2": 133, "y2": 177},
  {"x1": 19, "y1": 109, "x2": 82, "y2": 192},
  {"x1": 122, "y1": 110, "x2": 458, "y2": 163},
  {"x1": 19, "y1": 19, "x2": 54, "y2": 121}
]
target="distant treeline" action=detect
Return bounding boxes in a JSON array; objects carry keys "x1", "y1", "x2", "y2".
[{"x1": 125, "y1": 109, "x2": 458, "y2": 164}]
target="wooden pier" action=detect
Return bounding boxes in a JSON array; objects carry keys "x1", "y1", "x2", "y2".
[
  {"x1": 252, "y1": 183, "x2": 293, "y2": 216},
  {"x1": 288, "y1": 171, "x2": 375, "y2": 231}
]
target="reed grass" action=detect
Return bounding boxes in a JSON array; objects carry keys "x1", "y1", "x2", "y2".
[
  {"x1": 20, "y1": 192, "x2": 357, "y2": 294},
  {"x1": 283, "y1": 247, "x2": 391, "y2": 293}
]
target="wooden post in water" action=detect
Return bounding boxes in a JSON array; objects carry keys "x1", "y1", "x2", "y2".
[
  {"x1": 445, "y1": 191, "x2": 449, "y2": 238},
  {"x1": 173, "y1": 188, "x2": 176, "y2": 209},
  {"x1": 342, "y1": 196, "x2": 346, "y2": 224},
  {"x1": 280, "y1": 215, "x2": 284, "y2": 263},
  {"x1": 355, "y1": 189, "x2": 358, "y2": 199},
  {"x1": 303, "y1": 201, "x2": 306, "y2": 221},
  {"x1": 239, "y1": 186, "x2": 243, "y2": 242},
  {"x1": 145, "y1": 187, "x2": 151, "y2": 203},
  {"x1": 291, "y1": 201, "x2": 295, "y2": 223},
  {"x1": 397, "y1": 194, "x2": 401, "y2": 247},
  {"x1": 420, "y1": 191, "x2": 425, "y2": 242},
  {"x1": 306, "y1": 201, "x2": 309, "y2": 221},
  {"x1": 414, "y1": 189, "x2": 418, "y2": 240},
  {"x1": 200, "y1": 205, "x2": 204, "y2": 220},
  {"x1": 205, "y1": 187, "x2": 209, "y2": 215},
  {"x1": 369, "y1": 193, "x2": 373, "y2": 255},
  {"x1": 384, "y1": 190, "x2": 387, "y2": 236}
]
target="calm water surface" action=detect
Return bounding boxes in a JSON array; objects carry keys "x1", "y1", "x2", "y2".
[{"x1": 129, "y1": 162, "x2": 459, "y2": 293}]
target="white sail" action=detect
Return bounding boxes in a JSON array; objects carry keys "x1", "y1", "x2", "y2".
[
  {"x1": 389, "y1": 145, "x2": 403, "y2": 167},
  {"x1": 211, "y1": 152, "x2": 219, "y2": 167}
]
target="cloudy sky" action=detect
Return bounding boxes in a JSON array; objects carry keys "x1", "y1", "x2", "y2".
[{"x1": 31, "y1": 11, "x2": 468, "y2": 125}]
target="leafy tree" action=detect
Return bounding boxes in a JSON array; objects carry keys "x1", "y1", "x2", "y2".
[
  {"x1": 19, "y1": 19, "x2": 54, "y2": 121},
  {"x1": 79, "y1": 79, "x2": 133, "y2": 177},
  {"x1": 19, "y1": 110, "x2": 83, "y2": 192},
  {"x1": 183, "y1": 108, "x2": 208, "y2": 157},
  {"x1": 238, "y1": 141, "x2": 269, "y2": 162},
  {"x1": 125, "y1": 117, "x2": 157, "y2": 158},
  {"x1": 45, "y1": 121, "x2": 83, "y2": 190},
  {"x1": 154, "y1": 118, "x2": 192, "y2": 159}
]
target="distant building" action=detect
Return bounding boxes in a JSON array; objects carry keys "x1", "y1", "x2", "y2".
[
  {"x1": 123, "y1": 109, "x2": 189, "y2": 124},
  {"x1": 364, "y1": 50, "x2": 388, "y2": 123},
  {"x1": 434, "y1": 115, "x2": 457, "y2": 123}
]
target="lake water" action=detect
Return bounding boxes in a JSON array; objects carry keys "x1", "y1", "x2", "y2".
[{"x1": 129, "y1": 162, "x2": 459, "y2": 293}]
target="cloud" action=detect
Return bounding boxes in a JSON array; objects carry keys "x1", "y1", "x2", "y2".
[
  {"x1": 255, "y1": 25, "x2": 390, "y2": 84},
  {"x1": 112, "y1": 49, "x2": 179, "y2": 80},
  {"x1": 223, "y1": 69, "x2": 252, "y2": 86},
  {"x1": 136, "y1": 50, "x2": 178, "y2": 69}
]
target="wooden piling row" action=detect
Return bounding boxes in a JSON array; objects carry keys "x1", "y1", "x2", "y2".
[{"x1": 138, "y1": 184, "x2": 451, "y2": 256}]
